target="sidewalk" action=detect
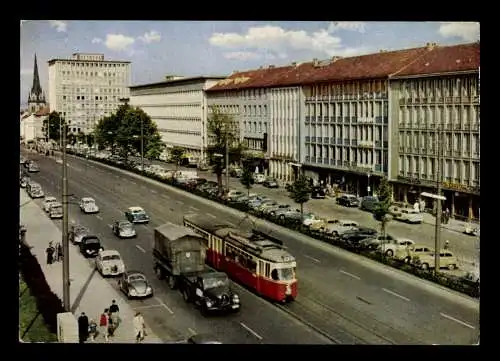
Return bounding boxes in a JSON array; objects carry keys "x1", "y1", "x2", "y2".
[
  {"x1": 421, "y1": 213, "x2": 478, "y2": 234},
  {"x1": 19, "y1": 189, "x2": 163, "y2": 344}
]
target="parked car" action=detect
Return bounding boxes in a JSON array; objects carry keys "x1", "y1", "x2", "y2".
[
  {"x1": 95, "y1": 250, "x2": 125, "y2": 277},
  {"x1": 302, "y1": 213, "x2": 324, "y2": 228},
  {"x1": 464, "y1": 223, "x2": 480, "y2": 236},
  {"x1": 112, "y1": 220, "x2": 137, "y2": 238},
  {"x1": 20, "y1": 176, "x2": 29, "y2": 188},
  {"x1": 125, "y1": 206, "x2": 150, "y2": 224},
  {"x1": 264, "y1": 204, "x2": 291, "y2": 217},
  {"x1": 377, "y1": 238, "x2": 415, "y2": 257},
  {"x1": 389, "y1": 202, "x2": 409, "y2": 216},
  {"x1": 270, "y1": 206, "x2": 299, "y2": 220},
  {"x1": 80, "y1": 197, "x2": 100, "y2": 214},
  {"x1": 403, "y1": 245, "x2": 434, "y2": 264},
  {"x1": 229, "y1": 167, "x2": 243, "y2": 178},
  {"x1": 79, "y1": 235, "x2": 103, "y2": 258},
  {"x1": 360, "y1": 196, "x2": 379, "y2": 212},
  {"x1": 359, "y1": 234, "x2": 395, "y2": 250},
  {"x1": 224, "y1": 190, "x2": 246, "y2": 202},
  {"x1": 263, "y1": 177, "x2": 279, "y2": 188},
  {"x1": 394, "y1": 208, "x2": 423, "y2": 224},
  {"x1": 256, "y1": 200, "x2": 279, "y2": 215},
  {"x1": 336, "y1": 194, "x2": 360, "y2": 207},
  {"x1": 340, "y1": 228, "x2": 378, "y2": 250},
  {"x1": 253, "y1": 173, "x2": 266, "y2": 184},
  {"x1": 69, "y1": 224, "x2": 90, "y2": 244},
  {"x1": 413, "y1": 250, "x2": 458, "y2": 270},
  {"x1": 28, "y1": 162, "x2": 40, "y2": 173},
  {"x1": 43, "y1": 196, "x2": 58, "y2": 212},
  {"x1": 118, "y1": 271, "x2": 154, "y2": 299},
  {"x1": 311, "y1": 186, "x2": 326, "y2": 199},
  {"x1": 27, "y1": 183, "x2": 44, "y2": 198},
  {"x1": 324, "y1": 220, "x2": 359, "y2": 237},
  {"x1": 48, "y1": 202, "x2": 63, "y2": 219}
]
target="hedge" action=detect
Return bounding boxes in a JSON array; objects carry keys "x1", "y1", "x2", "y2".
[{"x1": 66, "y1": 150, "x2": 480, "y2": 299}]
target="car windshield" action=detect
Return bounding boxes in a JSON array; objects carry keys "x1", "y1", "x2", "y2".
[
  {"x1": 85, "y1": 238, "x2": 100, "y2": 244},
  {"x1": 203, "y1": 276, "x2": 228, "y2": 289},
  {"x1": 85, "y1": 200, "x2": 95, "y2": 204},
  {"x1": 52, "y1": 206, "x2": 62, "y2": 211},
  {"x1": 129, "y1": 274, "x2": 147, "y2": 282},
  {"x1": 271, "y1": 268, "x2": 296, "y2": 281},
  {"x1": 120, "y1": 223, "x2": 133, "y2": 230},
  {"x1": 102, "y1": 254, "x2": 121, "y2": 261}
]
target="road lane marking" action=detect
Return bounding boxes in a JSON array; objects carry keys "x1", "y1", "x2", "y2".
[
  {"x1": 151, "y1": 190, "x2": 157, "y2": 194},
  {"x1": 340, "y1": 270, "x2": 361, "y2": 280},
  {"x1": 304, "y1": 254, "x2": 320, "y2": 263},
  {"x1": 188, "y1": 327, "x2": 196, "y2": 335},
  {"x1": 189, "y1": 206, "x2": 199, "y2": 211},
  {"x1": 135, "y1": 245, "x2": 146, "y2": 253},
  {"x1": 176, "y1": 200, "x2": 184, "y2": 205},
  {"x1": 240, "y1": 322, "x2": 263, "y2": 340},
  {"x1": 96, "y1": 215, "x2": 103, "y2": 220},
  {"x1": 207, "y1": 213, "x2": 216, "y2": 218},
  {"x1": 155, "y1": 297, "x2": 174, "y2": 314},
  {"x1": 382, "y1": 288, "x2": 410, "y2": 302},
  {"x1": 440, "y1": 313, "x2": 475, "y2": 329}
]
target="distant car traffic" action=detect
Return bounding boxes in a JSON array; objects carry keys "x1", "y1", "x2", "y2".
[
  {"x1": 125, "y1": 206, "x2": 150, "y2": 224},
  {"x1": 112, "y1": 220, "x2": 137, "y2": 238},
  {"x1": 95, "y1": 249, "x2": 125, "y2": 276},
  {"x1": 118, "y1": 271, "x2": 153, "y2": 299},
  {"x1": 80, "y1": 197, "x2": 99, "y2": 214}
]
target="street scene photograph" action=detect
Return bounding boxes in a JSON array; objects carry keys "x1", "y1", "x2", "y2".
[{"x1": 19, "y1": 20, "x2": 480, "y2": 344}]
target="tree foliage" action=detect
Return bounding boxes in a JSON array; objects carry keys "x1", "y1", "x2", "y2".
[
  {"x1": 206, "y1": 106, "x2": 242, "y2": 192},
  {"x1": 373, "y1": 177, "x2": 393, "y2": 251},
  {"x1": 288, "y1": 175, "x2": 312, "y2": 216},
  {"x1": 169, "y1": 146, "x2": 185, "y2": 171},
  {"x1": 68, "y1": 133, "x2": 76, "y2": 146},
  {"x1": 240, "y1": 165, "x2": 253, "y2": 196},
  {"x1": 94, "y1": 104, "x2": 165, "y2": 161},
  {"x1": 42, "y1": 112, "x2": 66, "y2": 143},
  {"x1": 86, "y1": 134, "x2": 94, "y2": 148},
  {"x1": 76, "y1": 131, "x2": 86, "y2": 144}
]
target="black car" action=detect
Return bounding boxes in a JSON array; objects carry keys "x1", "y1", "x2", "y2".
[
  {"x1": 263, "y1": 178, "x2": 279, "y2": 188},
  {"x1": 337, "y1": 194, "x2": 360, "y2": 207},
  {"x1": 311, "y1": 186, "x2": 326, "y2": 199},
  {"x1": 79, "y1": 235, "x2": 103, "y2": 257},
  {"x1": 340, "y1": 228, "x2": 378, "y2": 250}
]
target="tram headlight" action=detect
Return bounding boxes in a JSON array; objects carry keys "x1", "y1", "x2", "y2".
[
  {"x1": 206, "y1": 300, "x2": 213, "y2": 308},
  {"x1": 232, "y1": 294, "x2": 240, "y2": 303}
]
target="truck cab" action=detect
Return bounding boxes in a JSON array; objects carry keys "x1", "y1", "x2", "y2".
[{"x1": 181, "y1": 271, "x2": 240, "y2": 314}]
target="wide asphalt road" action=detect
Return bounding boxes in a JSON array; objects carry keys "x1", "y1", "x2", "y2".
[
  {"x1": 127, "y1": 155, "x2": 478, "y2": 267},
  {"x1": 23, "y1": 151, "x2": 479, "y2": 345}
]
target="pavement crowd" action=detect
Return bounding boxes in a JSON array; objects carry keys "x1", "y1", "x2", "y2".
[{"x1": 20, "y1": 188, "x2": 163, "y2": 343}]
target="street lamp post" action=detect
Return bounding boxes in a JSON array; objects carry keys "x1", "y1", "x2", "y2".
[{"x1": 61, "y1": 125, "x2": 70, "y2": 311}]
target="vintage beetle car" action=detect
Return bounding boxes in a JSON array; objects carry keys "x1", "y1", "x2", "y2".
[
  {"x1": 79, "y1": 235, "x2": 103, "y2": 258},
  {"x1": 118, "y1": 271, "x2": 153, "y2": 298},
  {"x1": 95, "y1": 249, "x2": 125, "y2": 277},
  {"x1": 49, "y1": 202, "x2": 63, "y2": 219},
  {"x1": 112, "y1": 220, "x2": 137, "y2": 238},
  {"x1": 80, "y1": 197, "x2": 100, "y2": 214},
  {"x1": 43, "y1": 196, "x2": 58, "y2": 213},
  {"x1": 69, "y1": 224, "x2": 90, "y2": 244},
  {"x1": 125, "y1": 206, "x2": 150, "y2": 224}
]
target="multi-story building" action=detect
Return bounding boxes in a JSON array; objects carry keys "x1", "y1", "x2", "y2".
[
  {"x1": 48, "y1": 53, "x2": 131, "y2": 134},
  {"x1": 129, "y1": 76, "x2": 225, "y2": 162},
  {"x1": 389, "y1": 42, "x2": 480, "y2": 220}
]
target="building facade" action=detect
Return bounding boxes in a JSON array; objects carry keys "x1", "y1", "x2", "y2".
[
  {"x1": 48, "y1": 53, "x2": 131, "y2": 134},
  {"x1": 389, "y1": 42, "x2": 480, "y2": 220},
  {"x1": 130, "y1": 76, "x2": 225, "y2": 162},
  {"x1": 27, "y1": 54, "x2": 47, "y2": 114},
  {"x1": 20, "y1": 107, "x2": 50, "y2": 142}
]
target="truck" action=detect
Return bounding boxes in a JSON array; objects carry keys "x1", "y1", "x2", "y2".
[{"x1": 153, "y1": 222, "x2": 240, "y2": 314}]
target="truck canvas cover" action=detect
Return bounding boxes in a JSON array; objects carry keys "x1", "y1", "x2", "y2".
[{"x1": 154, "y1": 222, "x2": 206, "y2": 275}]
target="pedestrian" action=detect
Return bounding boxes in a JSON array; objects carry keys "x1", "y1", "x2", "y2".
[
  {"x1": 444, "y1": 208, "x2": 450, "y2": 224},
  {"x1": 46, "y1": 242, "x2": 55, "y2": 265},
  {"x1": 109, "y1": 299, "x2": 120, "y2": 327},
  {"x1": 99, "y1": 309, "x2": 109, "y2": 342},
  {"x1": 88, "y1": 319, "x2": 97, "y2": 342},
  {"x1": 107, "y1": 309, "x2": 115, "y2": 338},
  {"x1": 444, "y1": 240, "x2": 450, "y2": 250},
  {"x1": 78, "y1": 312, "x2": 89, "y2": 344},
  {"x1": 133, "y1": 311, "x2": 146, "y2": 343},
  {"x1": 420, "y1": 199, "x2": 426, "y2": 214},
  {"x1": 56, "y1": 243, "x2": 63, "y2": 262}
]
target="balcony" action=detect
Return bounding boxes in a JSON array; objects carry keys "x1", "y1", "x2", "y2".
[
  {"x1": 323, "y1": 137, "x2": 329, "y2": 144},
  {"x1": 330, "y1": 116, "x2": 336, "y2": 122},
  {"x1": 337, "y1": 116, "x2": 342, "y2": 122},
  {"x1": 344, "y1": 116, "x2": 350, "y2": 122},
  {"x1": 358, "y1": 140, "x2": 374, "y2": 148},
  {"x1": 351, "y1": 139, "x2": 358, "y2": 146},
  {"x1": 337, "y1": 160, "x2": 342, "y2": 166},
  {"x1": 343, "y1": 160, "x2": 350, "y2": 167},
  {"x1": 305, "y1": 116, "x2": 310, "y2": 122},
  {"x1": 383, "y1": 116, "x2": 388, "y2": 124},
  {"x1": 311, "y1": 136, "x2": 317, "y2": 143},
  {"x1": 317, "y1": 158, "x2": 323, "y2": 164},
  {"x1": 337, "y1": 138, "x2": 343, "y2": 145},
  {"x1": 351, "y1": 116, "x2": 358, "y2": 123},
  {"x1": 311, "y1": 157, "x2": 316, "y2": 163},
  {"x1": 351, "y1": 161, "x2": 357, "y2": 167},
  {"x1": 375, "y1": 164, "x2": 382, "y2": 172},
  {"x1": 310, "y1": 117, "x2": 316, "y2": 123},
  {"x1": 383, "y1": 141, "x2": 388, "y2": 148},
  {"x1": 344, "y1": 138, "x2": 350, "y2": 145},
  {"x1": 330, "y1": 159, "x2": 335, "y2": 165},
  {"x1": 317, "y1": 116, "x2": 323, "y2": 122}
]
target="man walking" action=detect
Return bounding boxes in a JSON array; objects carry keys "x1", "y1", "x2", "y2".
[
  {"x1": 109, "y1": 300, "x2": 120, "y2": 328},
  {"x1": 78, "y1": 312, "x2": 89, "y2": 343},
  {"x1": 46, "y1": 242, "x2": 55, "y2": 265},
  {"x1": 133, "y1": 311, "x2": 146, "y2": 343}
]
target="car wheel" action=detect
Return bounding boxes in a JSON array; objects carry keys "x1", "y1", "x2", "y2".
[
  {"x1": 385, "y1": 249, "x2": 394, "y2": 257},
  {"x1": 421, "y1": 263, "x2": 429, "y2": 270},
  {"x1": 448, "y1": 264, "x2": 456, "y2": 270}
]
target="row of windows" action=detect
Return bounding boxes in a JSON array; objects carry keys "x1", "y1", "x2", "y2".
[
  {"x1": 60, "y1": 87, "x2": 124, "y2": 94},
  {"x1": 60, "y1": 70, "x2": 127, "y2": 78},
  {"x1": 158, "y1": 129, "x2": 201, "y2": 136},
  {"x1": 306, "y1": 147, "x2": 386, "y2": 165},
  {"x1": 307, "y1": 125, "x2": 388, "y2": 140},
  {"x1": 243, "y1": 121, "x2": 267, "y2": 133},
  {"x1": 400, "y1": 76, "x2": 479, "y2": 98},
  {"x1": 225, "y1": 244, "x2": 257, "y2": 273},
  {"x1": 306, "y1": 102, "x2": 389, "y2": 118},
  {"x1": 243, "y1": 138, "x2": 264, "y2": 151},
  {"x1": 243, "y1": 105, "x2": 268, "y2": 116},
  {"x1": 399, "y1": 132, "x2": 479, "y2": 154},
  {"x1": 306, "y1": 80, "x2": 388, "y2": 97},
  {"x1": 399, "y1": 156, "x2": 480, "y2": 182},
  {"x1": 58, "y1": 61, "x2": 127, "y2": 68},
  {"x1": 399, "y1": 105, "x2": 479, "y2": 124}
]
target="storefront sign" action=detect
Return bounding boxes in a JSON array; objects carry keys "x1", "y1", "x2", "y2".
[{"x1": 442, "y1": 181, "x2": 480, "y2": 194}]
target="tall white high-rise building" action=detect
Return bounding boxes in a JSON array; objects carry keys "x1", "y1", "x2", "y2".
[{"x1": 48, "y1": 53, "x2": 131, "y2": 134}]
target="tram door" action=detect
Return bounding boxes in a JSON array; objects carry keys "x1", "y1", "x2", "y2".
[{"x1": 257, "y1": 260, "x2": 266, "y2": 293}]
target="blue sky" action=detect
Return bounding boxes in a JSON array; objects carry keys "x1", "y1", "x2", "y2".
[{"x1": 20, "y1": 21, "x2": 479, "y2": 108}]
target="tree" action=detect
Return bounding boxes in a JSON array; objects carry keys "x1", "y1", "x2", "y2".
[
  {"x1": 68, "y1": 133, "x2": 76, "y2": 146},
  {"x1": 240, "y1": 165, "x2": 253, "y2": 196},
  {"x1": 170, "y1": 146, "x2": 185, "y2": 172},
  {"x1": 43, "y1": 112, "x2": 66, "y2": 143},
  {"x1": 86, "y1": 134, "x2": 94, "y2": 149},
  {"x1": 76, "y1": 131, "x2": 86, "y2": 145},
  {"x1": 145, "y1": 133, "x2": 165, "y2": 161},
  {"x1": 373, "y1": 177, "x2": 393, "y2": 256},
  {"x1": 94, "y1": 114, "x2": 120, "y2": 153},
  {"x1": 206, "y1": 106, "x2": 240, "y2": 193},
  {"x1": 288, "y1": 175, "x2": 312, "y2": 217}
]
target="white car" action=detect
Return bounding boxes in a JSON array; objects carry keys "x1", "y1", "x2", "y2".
[
  {"x1": 49, "y1": 202, "x2": 63, "y2": 219},
  {"x1": 95, "y1": 250, "x2": 125, "y2": 277},
  {"x1": 394, "y1": 208, "x2": 423, "y2": 224},
  {"x1": 464, "y1": 223, "x2": 480, "y2": 236},
  {"x1": 302, "y1": 213, "x2": 323, "y2": 227},
  {"x1": 253, "y1": 173, "x2": 266, "y2": 184},
  {"x1": 80, "y1": 197, "x2": 99, "y2": 214},
  {"x1": 377, "y1": 238, "x2": 415, "y2": 258},
  {"x1": 324, "y1": 220, "x2": 359, "y2": 236},
  {"x1": 43, "y1": 196, "x2": 58, "y2": 212}
]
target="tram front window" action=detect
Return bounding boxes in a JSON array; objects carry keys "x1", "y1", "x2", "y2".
[{"x1": 271, "y1": 268, "x2": 295, "y2": 281}]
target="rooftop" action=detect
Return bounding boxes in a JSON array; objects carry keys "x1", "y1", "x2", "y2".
[
  {"x1": 34, "y1": 106, "x2": 50, "y2": 117},
  {"x1": 130, "y1": 76, "x2": 228, "y2": 89}
]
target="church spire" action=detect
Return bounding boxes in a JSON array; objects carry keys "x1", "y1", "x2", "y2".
[
  {"x1": 27, "y1": 53, "x2": 47, "y2": 113},
  {"x1": 31, "y1": 53, "x2": 42, "y2": 96}
]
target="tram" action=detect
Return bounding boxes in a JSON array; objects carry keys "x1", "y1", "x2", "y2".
[{"x1": 183, "y1": 214, "x2": 297, "y2": 302}]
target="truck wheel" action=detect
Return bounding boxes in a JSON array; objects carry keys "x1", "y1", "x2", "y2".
[
  {"x1": 182, "y1": 289, "x2": 191, "y2": 303},
  {"x1": 167, "y1": 275, "x2": 177, "y2": 290},
  {"x1": 155, "y1": 266, "x2": 164, "y2": 280}
]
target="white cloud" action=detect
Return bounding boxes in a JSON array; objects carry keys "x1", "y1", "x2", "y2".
[
  {"x1": 104, "y1": 34, "x2": 135, "y2": 51},
  {"x1": 92, "y1": 37, "x2": 102, "y2": 44},
  {"x1": 224, "y1": 51, "x2": 262, "y2": 61},
  {"x1": 49, "y1": 20, "x2": 67, "y2": 32},
  {"x1": 328, "y1": 21, "x2": 366, "y2": 33},
  {"x1": 439, "y1": 22, "x2": 480, "y2": 42},
  {"x1": 209, "y1": 24, "x2": 367, "y2": 59},
  {"x1": 138, "y1": 30, "x2": 162, "y2": 44}
]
